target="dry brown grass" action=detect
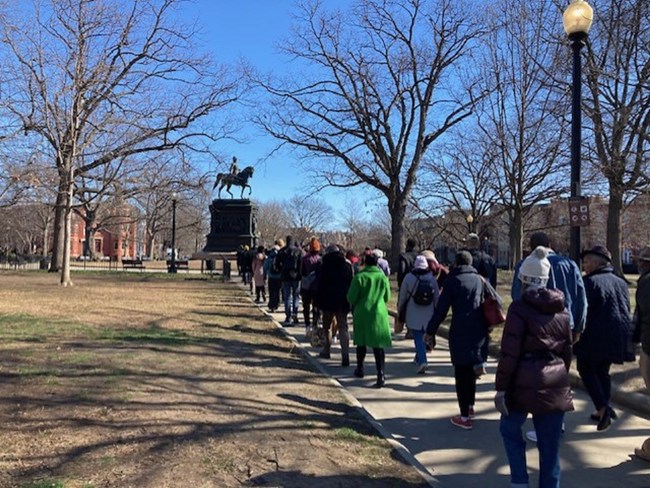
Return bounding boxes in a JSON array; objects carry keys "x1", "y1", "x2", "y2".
[{"x1": 0, "y1": 271, "x2": 428, "y2": 488}]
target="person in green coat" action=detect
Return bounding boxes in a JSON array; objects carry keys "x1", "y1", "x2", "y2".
[{"x1": 347, "y1": 253, "x2": 392, "y2": 387}]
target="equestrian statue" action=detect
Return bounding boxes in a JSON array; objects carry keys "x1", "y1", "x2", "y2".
[{"x1": 213, "y1": 164, "x2": 254, "y2": 199}]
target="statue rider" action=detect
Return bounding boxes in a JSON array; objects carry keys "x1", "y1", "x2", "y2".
[{"x1": 230, "y1": 156, "x2": 239, "y2": 177}]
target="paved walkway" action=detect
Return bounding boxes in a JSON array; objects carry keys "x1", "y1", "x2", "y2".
[{"x1": 256, "y1": 298, "x2": 650, "y2": 487}]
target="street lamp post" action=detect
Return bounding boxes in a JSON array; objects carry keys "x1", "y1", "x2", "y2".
[
  {"x1": 168, "y1": 192, "x2": 178, "y2": 274},
  {"x1": 466, "y1": 214, "x2": 474, "y2": 233},
  {"x1": 563, "y1": 0, "x2": 593, "y2": 263}
]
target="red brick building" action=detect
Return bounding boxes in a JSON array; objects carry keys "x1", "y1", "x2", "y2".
[{"x1": 70, "y1": 211, "x2": 138, "y2": 260}]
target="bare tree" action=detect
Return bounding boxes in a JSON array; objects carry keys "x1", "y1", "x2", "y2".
[
  {"x1": 286, "y1": 195, "x2": 334, "y2": 244},
  {"x1": 583, "y1": 0, "x2": 650, "y2": 274},
  {"x1": 254, "y1": 200, "x2": 290, "y2": 246},
  {"x1": 1, "y1": 0, "x2": 241, "y2": 285},
  {"x1": 414, "y1": 136, "x2": 501, "y2": 239},
  {"x1": 474, "y1": 0, "x2": 570, "y2": 267},
  {"x1": 256, "y1": 0, "x2": 485, "y2": 265}
]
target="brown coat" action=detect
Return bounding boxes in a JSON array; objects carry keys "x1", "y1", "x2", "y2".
[{"x1": 495, "y1": 288, "x2": 574, "y2": 415}]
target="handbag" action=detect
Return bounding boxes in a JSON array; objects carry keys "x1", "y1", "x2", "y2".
[
  {"x1": 394, "y1": 315, "x2": 405, "y2": 334},
  {"x1": 480, "y1": 277, "x2": 506, "y2": 327},
  {"x1": 394, "y1": 278, "x2": 415, "y2": 334}
]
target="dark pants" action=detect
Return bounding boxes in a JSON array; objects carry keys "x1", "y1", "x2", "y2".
[
  {"x1": 356, "y1": 346, "x2": 385, "y2": 376},
  {"x1": 322, "y1": 309, "x2": 349, "y2": 358},
  {"x1": 267, "y1": 277, "x2": 281, "y2": 310},
  {"x1": 300, "y1": 289, "x2": 320, "y2": 327},
  {"x1": 577, "y1": 357, "x2": 612, "y2": 411},
  {"x1": 255, "y1": 285, "x2": 266, "y2": 302},
  {"x1": 454, "y1": 365, "x2": 477, "y2": 417}
]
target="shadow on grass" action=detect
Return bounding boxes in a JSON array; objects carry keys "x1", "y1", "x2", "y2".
[{"x1": 246, "y1": 470, "x2": 430, "y2": 487}]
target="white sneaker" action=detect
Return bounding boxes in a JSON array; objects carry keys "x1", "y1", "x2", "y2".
[
  {"x1": 525, "y1": 430, "x2": 537, "y2": 443},
  {"x1": 417, "y1": 363, "x2": 428, "y2": 374}
]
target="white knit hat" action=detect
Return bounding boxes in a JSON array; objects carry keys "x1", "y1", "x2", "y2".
[
  {"x1": 519, "y1": 246, "x2": 551, "y2": 287},
  {"x1": 413, "y1": 255, "x2": 428, "y2": 270}
]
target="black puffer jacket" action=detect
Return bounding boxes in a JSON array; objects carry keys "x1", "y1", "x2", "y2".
[
  {"x1": 495, "y1": 288, "x2": 574, "y2": 415},
  {"x1": 315, "y1": 251, "x2": 353, "y2": 313},
  {"x1": 574, "y1": 265, "x2": 632, "y2": 364},
  {"x1": 427, "y1": 265, "x2": 488, "y2": 366}
]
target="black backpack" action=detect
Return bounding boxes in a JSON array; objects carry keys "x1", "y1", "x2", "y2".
[
  {"x1": 278, "y1": 246, "x2": 300, "y2": 280},
  {"x1": 412, "y1": 277, "x2": 435, "y2": 306},
  {"x1": 269, "y1": 251, "x2": 281, "y2": 275},
  {"x1": 286, "y1": 248, "x2": 302, "y2": 279}
]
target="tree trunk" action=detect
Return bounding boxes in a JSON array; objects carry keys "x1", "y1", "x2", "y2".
[
  {"x1": 49, "y1": 187, "x2": 66, "y2": 272},
  {"x1": 509, "y1": 209, "x2": 523, "y2": 269},
  {"x1": 83, "y1": 210, "x2": 96, "y2": 260},
  {"x1": 60, "y1": 174, "x2": 74, "y2": 287},
  {"x1": 388, "y1": 197, "x2": 406, "y2": 270},
  {"x1": 42, "y1": 223, "x2": 49, "y2": 258},
  {"x1": 607, "y1": 187, "x2": 624, "y2": 276}
]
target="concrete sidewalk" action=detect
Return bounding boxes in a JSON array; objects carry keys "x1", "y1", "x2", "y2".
[{"x1": 258, "y1": 301, "x2": 650, "y2": 487}]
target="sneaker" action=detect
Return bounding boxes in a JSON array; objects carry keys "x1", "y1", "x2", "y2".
[
  {"x1": 468, "y1": 406, "x2": 475, "y2": 418},
  {"x1": 282, "y1": 318, "x2": 293, "y2": 327},
  {"x1": 450, "y1": 415, "x2": 473, "y2": 430},
  {"x1": 353, "y1": 367, "x2": 364, "y2": 378},
  {"x1": 417, "y1": 363, "x2": 428, "y2": 374},
  {"x1": 319, "y1": 351, "x2": 331, "y2": 359},
  {"x1": 525, "y1": 430, "x2": 537, "y2": 443},
  {"x1": 292, "y1": 315, "x2": 299, "y2": 324}
]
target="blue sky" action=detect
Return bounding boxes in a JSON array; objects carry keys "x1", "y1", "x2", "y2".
[{"x1": 185, "y1": 0, "x2": 374, "y2": 222}]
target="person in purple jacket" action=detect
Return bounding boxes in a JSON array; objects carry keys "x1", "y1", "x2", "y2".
[{"x1": 495, "y1": 246, "x2": 574, "y2": 488}]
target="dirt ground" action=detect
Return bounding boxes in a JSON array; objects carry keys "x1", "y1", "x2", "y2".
[{"x1": 0, "y1": 272, "x2": 429, "y2": 488}]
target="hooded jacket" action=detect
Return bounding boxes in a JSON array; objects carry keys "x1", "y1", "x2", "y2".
[{"x1": 496, "y1": 288, "x2": 574, "y2": 415}]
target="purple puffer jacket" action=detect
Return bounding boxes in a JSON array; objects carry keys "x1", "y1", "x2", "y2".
[{"x1": 495, "y1": 288, "x2": 574, "y2": 415}]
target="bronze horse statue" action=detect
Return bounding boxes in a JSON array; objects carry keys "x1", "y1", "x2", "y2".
[{"x1": 213, "y1": 166, "x2": 254, "y2": 199}]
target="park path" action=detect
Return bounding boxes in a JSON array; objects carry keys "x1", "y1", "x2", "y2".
[{"x1": 254, "y1": 293, "x2": 650, "y2": 487}]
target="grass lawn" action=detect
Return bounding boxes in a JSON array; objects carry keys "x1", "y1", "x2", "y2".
[{"x1": 0, "y1": 271, "x2": 428, "y2": 488}]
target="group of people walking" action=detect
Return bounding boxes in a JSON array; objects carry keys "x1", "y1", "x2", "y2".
[
  {"x1": 237, "y1": 232, "x2": 650, "y2": 488},
  {"x1": 497, "y1": 233, "x2": 644, "y2": 488}
]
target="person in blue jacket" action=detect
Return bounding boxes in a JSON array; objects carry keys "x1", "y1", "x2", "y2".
[{"x1": 512, "y1": 232, "x2": 587, "y2": 340}]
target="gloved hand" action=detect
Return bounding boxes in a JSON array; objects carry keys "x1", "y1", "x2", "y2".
[{"x1": 494, "y1": 391, "x2": 509, "y2": 416}]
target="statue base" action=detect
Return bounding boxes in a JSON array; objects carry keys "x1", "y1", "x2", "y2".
[{"x1": 203, "y1": 199, "x2": 257, "y2": 252}]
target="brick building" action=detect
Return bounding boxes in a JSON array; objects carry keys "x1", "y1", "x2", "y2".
[{"x1": 70, "y1": 210, "x2": 138, "y2": 260}]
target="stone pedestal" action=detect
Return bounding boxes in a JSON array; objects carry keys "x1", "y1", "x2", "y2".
[{"x1": 204, "y1": 199, "x2": 257, "y2": 252}]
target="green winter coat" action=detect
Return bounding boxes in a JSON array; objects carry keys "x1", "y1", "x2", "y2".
[{"x1": 347, "y1": 265, "x2": 392, "y2": 348}]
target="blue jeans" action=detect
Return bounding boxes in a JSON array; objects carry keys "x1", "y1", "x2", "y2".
[
  {"x1": 411, "y1": 329, "x2": 427, "y2": 366},
  {"x1": 282, "y1": 280, "x2": 300, "y2": 319},
  {"x1": 500, "y1": 410, "x2": 564, "y2": 488}
]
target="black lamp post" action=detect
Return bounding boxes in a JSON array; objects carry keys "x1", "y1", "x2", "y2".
[
  {"x1": 168, "y1": 192, "x2": 178, "y2": 274},
  {"x1": 563, "y1": 0, "x2": 593, "y2": 263}
]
